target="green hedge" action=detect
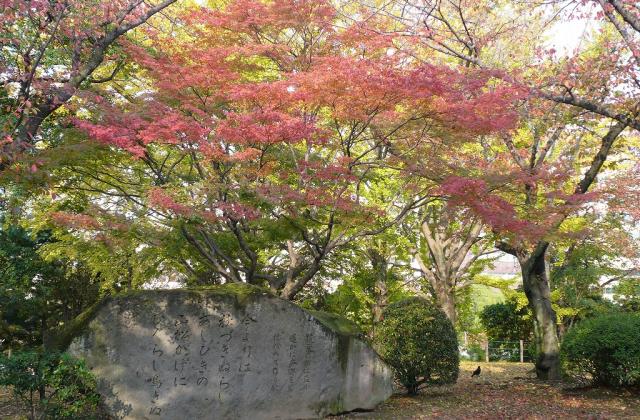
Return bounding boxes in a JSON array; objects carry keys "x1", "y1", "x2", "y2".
[
  {"x1": 561, "y1": 312, "x2": 640, "y2": 387},
  {"x1": 375, "y1": 297, "x2": 459, "y2": 394},
  {"x1": 0, "y1": 351, "x2": 101, "y2": 419}
]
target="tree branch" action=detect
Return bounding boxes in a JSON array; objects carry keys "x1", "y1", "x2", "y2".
[{"x1": 575, "y1": 121, "x2": 626, "y2": 194}]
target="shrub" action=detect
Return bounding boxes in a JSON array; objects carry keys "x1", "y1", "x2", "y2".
[
  {"x1": 0, "y1": 351, "x2": 101, "y2": 419},
  {"x1": 561, "y1": 312, "x2": 640, "y2": 387},
  {"x1": 375, "y1": 297, "x2": 459, "y2": 394},
  {"x1": 480, "y1": 296, "x2": 532, "y2": 342}
]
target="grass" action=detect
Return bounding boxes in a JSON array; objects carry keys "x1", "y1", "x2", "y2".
[{"x1": 338, "y1": 362, "x2": 640, "y2": 419}]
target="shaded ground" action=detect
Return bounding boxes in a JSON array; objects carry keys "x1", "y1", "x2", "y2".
[
  {"x1": 0, "y1": 385, "x2": 24, "y2": 419},
  {"x1": 339, "y1": 362, "x2": 640, "y2": 419},
  {"x1": 2, "y1": 362, "x2": 639, "y2": 419}
]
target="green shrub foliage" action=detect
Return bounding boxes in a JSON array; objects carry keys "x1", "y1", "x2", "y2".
[
  {"x1": 0, "y1": 351, "x2": 101, "y2": 419},
  {"x1": 480, "y1": 296, "x2": 532, "y2": 342},
  {"x1": 375, "y1": 297, "x2": 459, "y2": 394},
  {"x1": 561, "y1": 312, "x2": 640, "y2": 387}
]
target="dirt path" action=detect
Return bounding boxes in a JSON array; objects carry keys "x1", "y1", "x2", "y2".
[{"x1": 338, "y1": 362, "x2": 640, "y2": 419}]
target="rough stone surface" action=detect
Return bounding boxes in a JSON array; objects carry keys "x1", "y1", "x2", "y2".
[{"x1": 67, "y1": 285, "x2": 393, "y2": 419}]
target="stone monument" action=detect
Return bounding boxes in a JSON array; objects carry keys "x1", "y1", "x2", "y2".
[{"x1": 67, "y1": 284, "x2": 393, "y2": 419}]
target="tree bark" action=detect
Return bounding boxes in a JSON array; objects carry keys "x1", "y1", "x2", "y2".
[
  {"x1": 414, "y1": 251, "x2": 458, "y2": 325},
  {"x1": 368, "y1": 248, "x2": 390, "y2": 326},
  {"x1": 372, "y1": 277, "x2": 389, "y2": 325},
  {"x1": 413, "y1": 214, "x2": 484, "y2": 326},
  {"x1": 434, "y1": 284, "x2": 457, "y2": 326},
  {"x1": 519, "y1": 248, "x2": 561, "y2": 380}
]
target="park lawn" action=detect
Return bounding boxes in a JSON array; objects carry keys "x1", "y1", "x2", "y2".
[{"x1": 339, "y1": 361, "x2": 640, "y2": 419}]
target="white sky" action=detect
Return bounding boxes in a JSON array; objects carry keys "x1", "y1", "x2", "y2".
[{"x1": 546, "y1": 18, "x2": 593, "y2": 55}]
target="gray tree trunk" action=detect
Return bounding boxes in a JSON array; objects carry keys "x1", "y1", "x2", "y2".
[
  {"x1": 433, "y1": 283, "x2": 457, "y2": 326},
  {"x1": 519, "y1": 250, "x2": 560, "y2": 380}
]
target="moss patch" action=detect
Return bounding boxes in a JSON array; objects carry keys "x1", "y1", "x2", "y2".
[
  {"x1": 305, "y1": 310, "x2": 362, "y2": 337},
  {"x1": 50, "y1": 284, "x2": 272, "y2": 351},
  {"x1": 186, "y1": 282, "x2": 272, "y2": 307},
  {"x1": 51, "y1": 285, "x2": 356, "y2": 354},
  {"x1": 45, "y1": 295, "x2": 111, "y2": 352},
  {"x1": 114, "y1": 283, "x2": 271, "y2": 307},
  {"x1": 311, "y1": 395, "x2": 345, "y2": 417}
]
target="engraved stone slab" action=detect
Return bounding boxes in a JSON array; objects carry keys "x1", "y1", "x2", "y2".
[{"x1": 67, "y1": 286, "x2": 393, "y2": 419}]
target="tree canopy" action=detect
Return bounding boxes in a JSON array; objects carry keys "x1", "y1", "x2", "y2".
[{"x1": 1, "y1": 0, "x2": 639, "y2": 382}]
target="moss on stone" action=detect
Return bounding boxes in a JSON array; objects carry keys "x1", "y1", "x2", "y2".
[
  {"x1": 305, "y1": 310, "x2": 362, "y2": 337},
  {"x1": 53, "y1": 285, "x2": 355, "y2": 357},
  {"x1": 337, "y1": 334, "x2": 353, "y2": 373},
  {"x1": 50, "y1": 284, "x2": 271, "y2": 352},
  {"x1": 113, "y1": 283, "x2": 271, "y2": 307},
  {"x1": 186, "y1": 282, "x2": 272, "y2": 306},
  {"x1": 304, "y1": 310, "x2": 361, "y2": 373},
  {"x1": 45, "y1": 295, "x2": 111, "y2": 352}
]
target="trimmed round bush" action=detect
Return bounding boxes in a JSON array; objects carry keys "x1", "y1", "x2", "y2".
[
  {"x1": 561, "y1": 312, "x2": 640, "y2": 387},
  {"x1": 375, "y1": 297, "x2": 459, "y2": 394}
]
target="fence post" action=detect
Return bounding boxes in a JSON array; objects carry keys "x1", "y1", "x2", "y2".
[
  {"x1": 464, "y1": 331, "x2": 468, "y2": 347},
  {"x1": 485, "y1": 341, "x2": 489, "y2": 362},
  {"x1": 519, "y1": 340, "x2": 524, "y2": 363}
]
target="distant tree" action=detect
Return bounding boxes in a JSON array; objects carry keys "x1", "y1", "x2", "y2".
[
  {"x1": 322, "y1": 241, "x2": 413, "y2": 337},
  {"x1": 406, "y1": 202, "x2": 495, "y2": 325},
  {"x1": 480, "y1": 297, "x2": 533, "y2": 342},
  {"x1": 613, "y1": 278, "x2": 640, "y2": 312},
  {"x1": 550, "y1": 214, "x2": 639, "y2": 333}
]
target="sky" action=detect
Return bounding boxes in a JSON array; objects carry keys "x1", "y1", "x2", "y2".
[{"x1": 547, "y1": 18, "x2": 593, "y2": 55}]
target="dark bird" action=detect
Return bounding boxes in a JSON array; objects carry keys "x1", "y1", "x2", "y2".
[{"x1": 471, "y1": 366, "x2": 481, "y2": 377}]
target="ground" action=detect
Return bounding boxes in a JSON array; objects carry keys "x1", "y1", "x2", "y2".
[
  {"x1": 0, "y1": 385, "x2": 22, "y2": 419},
  {"x1": 338, "y1": 362, "x2": 640, "y2": 419},
  {"x1": 2, "y1": 362, "x2": 639, "y2": 419}
]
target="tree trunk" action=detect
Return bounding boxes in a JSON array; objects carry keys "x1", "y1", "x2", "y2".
[
  {"x1": 520, "y1": 250, "x2": 561, "y2": 380},
  {"x1": 278, "y1": 260, "x2": 323, "y2": 301},
  {"x1": 406, "y1": 382, "x2": 419, "y2": 396},
  {"x1": 414, "y1": 252, "x2": 458, "y2": 325},
  {"x1": 414, "y1": 214, "x2": 484, "y2": 328},
  {"x1": 29, "y1": 389, "x2": 36, "y2": 420},
  {"x1": 433, "y1": 284, "x2": 457, "y2": 326},
  {"x1": 368, "y1": 248, "x2": 389, "y2": 325},
  {"x1": 372, "y1": 277, "x2": 388, "y2": 325}
]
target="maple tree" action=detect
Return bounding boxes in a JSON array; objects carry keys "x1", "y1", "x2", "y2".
[
  {"x1": 38, "y1": 0, "x2": 518, "y2": 301},
  {"x1": 0, "y1": 0, "x2": 179, "y2": 168},
  {"x1": 1, "y1": 0, "x2": 639, "y2": 394},
  {"x1": 361, "y1": 0, "x2": 640, "y2": 380},
  {"x1": 405, "y1": 201, "x2": 494, "y2": 326}
]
